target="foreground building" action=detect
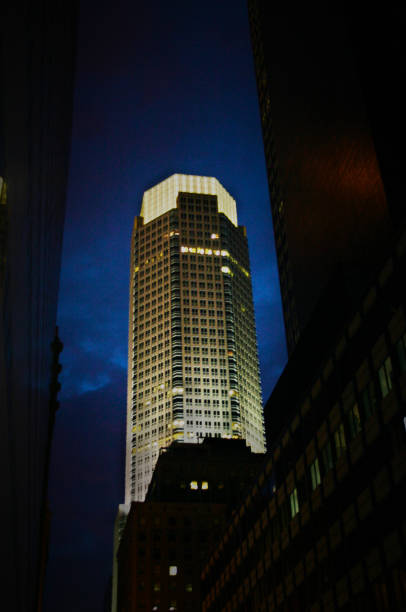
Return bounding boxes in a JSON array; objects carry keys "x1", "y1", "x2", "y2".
[
  {"x1": 247, "y1": 4, "x2": 402, "y2": 354},
  {"x1": 199, "y1": 9, "x2": 406, "y2": 610},
  {"x1": 201, "y1": 225, "x2": 406, "y2": 611},
  {"x1": 0, "y1": 2, "x2": 77, "y2": 609},
  {"x1": 125, "y1": 174, "x2": 265, "y2": 503}
]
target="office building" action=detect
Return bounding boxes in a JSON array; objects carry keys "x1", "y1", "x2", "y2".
[
  {"x1": 0, "y1": 1, "x2": 77, "y2": 609},
  {"x1": 117, "y1": 438, "x2": 265, "y2": 612},
  {"x1": 201, "y1": 224, "x2": 406, "y2": 611},
  {"x1": 247, "y1": 5, "x2": 401, "y2": 353},
  {"x1": 125, "y1": 174, "x2": 265, "y2": 504}
]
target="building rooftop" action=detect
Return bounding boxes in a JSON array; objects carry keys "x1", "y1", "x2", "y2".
[{"x1": 140, "y1": 174, "x2": 238, "y2": 226}]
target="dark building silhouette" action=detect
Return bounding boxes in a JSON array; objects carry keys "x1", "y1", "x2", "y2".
[
  {"x1": 116, "y1": 439, "x2": 265, "y2": 611},
  {"x1": 202, "y1": 225, "x2": 406, "y2": 611},
  {"x1": 248, "y1": 5, "x2": 404, "y2": 354},
  {"x1": 147, "y1": 438, "x2": 264, "y2": 509},
  {"x1": 0, "y1": 1, "x2": 77, "y2": 609}
]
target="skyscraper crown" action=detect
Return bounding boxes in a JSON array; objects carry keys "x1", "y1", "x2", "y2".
[{"x1": 140, "y1": 174, "x2": 238, "y2": 226}]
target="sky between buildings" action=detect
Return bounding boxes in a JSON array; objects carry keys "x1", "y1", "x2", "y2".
[{"x1": 44, "y1": 1, "x2": 287, "y2": 610}]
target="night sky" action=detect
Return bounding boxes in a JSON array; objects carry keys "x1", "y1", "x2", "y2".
[{"x1": 44, "y1": 1, "x2": 287, "y2": 610}]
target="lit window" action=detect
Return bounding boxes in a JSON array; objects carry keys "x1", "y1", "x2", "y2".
[
  {"x1": 289, "y1": 488, "x2": 299, "y2": 518},
  {"x1": 186, "y1": 584, "x2": 193, "y2": 592},
  {"x1": 189, "y1": 481, "x2": 198, "y2": 490},
  {"x1": 201, "y1": 481, "x2": 208, "y2": 490},
  {"x1": 309, "y1": 458, "x2": 321, "y2": 491},
  {"x1": 169, "y1": 565, "x2": 178, "y2": 576}
]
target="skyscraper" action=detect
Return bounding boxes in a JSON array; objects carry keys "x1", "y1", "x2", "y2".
[
  {"x1": 248, "y1": 4, "x2": 397, "y2": 354},
  {"x1": 125, "y1": 174, "x2": 265, "y2": 503}
]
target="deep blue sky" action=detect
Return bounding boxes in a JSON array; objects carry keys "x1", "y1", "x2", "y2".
[{"x1": 44, "y1": 1, "x2": 287, "y2": 610}]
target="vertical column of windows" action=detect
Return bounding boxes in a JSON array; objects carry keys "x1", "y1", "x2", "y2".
[
  {"x1": 129, "y1": 226, "x2": 141, "y2": 499},
  {"x1": 170, "y1": 210, "x2": 184, "y2": 441},
  {"x1": 222, "y1": 255, "x2": 241, "y2": 439}
]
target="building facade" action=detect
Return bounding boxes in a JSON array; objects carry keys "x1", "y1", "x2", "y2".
[
  {"x1": 0, "y1": 2, "x2": 77, "y2": 609},
  {"x1": 125, "y1": 174, "x2": 265, "y2": 503},
  {"x1": 201, "y1": 226, "x2": 406, "y2": 611},
  {"x1": 117, "y1": 438, "x2": 266, "y2": 612},
  {"x1": 247, "y1": 4, "x2": 396, "y2": 354}
]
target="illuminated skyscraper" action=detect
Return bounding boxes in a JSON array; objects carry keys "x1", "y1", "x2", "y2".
[{"x1": 125, "y1": 174, "x2": 265, "y2": 503}]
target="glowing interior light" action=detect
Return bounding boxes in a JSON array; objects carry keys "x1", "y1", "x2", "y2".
[
  {"x1": 189, "y1": 247, "x2": 196, "y2": 253},
  {"x1": 169, "y1": 565, "x2": 178, "y2": 576},
  {"x1": 172, "y1": 387, "x2": 184, "y2": 395},
  {"x1": 221, "y1": 250, "x2": 229, "y2": 257},
  {"x1": 190, "y1": 481, "x2": 198, "y2": 490},
  {"x1": 197, "y1": 247, "x2": 205, "y2": 254},
  {"x1": 210, "y1": 233, "x2": 219, "y2": 239},
  {"x1": 201, "y1": 481, "x2": 209, "y2": 490},
  {"x1": 134, "y1": 266, "x2": 139, "y2": 273},
  {"x1": 181, "y1": 246, "x2": 188, "y2": 253},
  {"x1": 206, "y1": 249, "x2": 212, "y2": 255},
  {"x1": 141, "y1": 174, "x2": 237, "y2": 225},
  {"x1": 221, "y1": 266, "x2": 231, "y2": 274},
  {"x1": 214, "y1": 250, "x2": 220, "y2": 256}
]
